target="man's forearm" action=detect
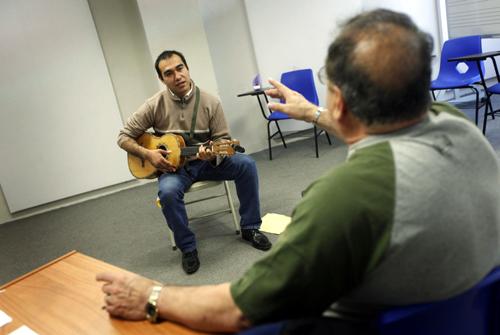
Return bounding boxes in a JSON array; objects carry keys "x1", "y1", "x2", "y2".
[
  {"x1": 120, "y1": 138, "x2": 149, "y2": 161},
  {"x1": 157, "y1": 283, "x2": 250, "y2": 332}
]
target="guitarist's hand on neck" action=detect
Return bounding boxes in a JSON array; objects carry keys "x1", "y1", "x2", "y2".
[
  {"x1": 146, "y1": 149, "x2": 177, "y2": 173},
  {"x1": 197, "y1": 142, "x2": 216, "y2": 161}
]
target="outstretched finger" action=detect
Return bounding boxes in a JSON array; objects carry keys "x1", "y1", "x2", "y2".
[
  {"x1": 267, "y1": 102, "x2": 289, "y2": 114},
  {"x1": 96, "y1": 272, "x2": 117, "y2": 283},
  {"x1": 267, "y1": 78, "x2": 293, "y2": 94},
  {"x1": 265, "y1": 87, "x2": 283, "y2": 99}
]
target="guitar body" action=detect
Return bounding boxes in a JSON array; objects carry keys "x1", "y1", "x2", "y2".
[
  {"x1": 127, "y1": 133, "x2": 242, "y2": 179},
  {"x1": 127, "y1": 133, "x2": 186, "y2": 179}
]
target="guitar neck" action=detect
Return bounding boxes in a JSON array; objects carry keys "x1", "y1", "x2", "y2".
[
  {"x1": 181, "y1": 146, "x2": 201, "y2": 157},
  {"x1": 180, "y1": 140, "x2": 239, "y2": 158}
]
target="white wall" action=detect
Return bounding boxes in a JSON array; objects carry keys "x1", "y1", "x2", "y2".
[
  {"x1": 136, "y1": 0, "x2": 219, "y2": 96},
  {"x1": 362, "y1": 0, "x2": 441, "y2": 80},
  {"x1": 87, "y1": 0, "x2": 158, "y2": 122},
  {"x1": 0, "y1": 0, "x2": 132, "y2": 213},
  {"x1": 0, "y1": 0, "x2": 158, "y2": 224},
  {"x1": 0, "y1": 0, "x2": 463, "y2": 224},
  {"x1": 244, "y1": 0, "x2": 363, "y2": 132},
  {"x1": 199, "y1": 0, "x2": 266, "y2": 154}
]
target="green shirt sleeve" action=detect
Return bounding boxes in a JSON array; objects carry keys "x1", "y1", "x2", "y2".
[
  {"x1": 430, "y1": 101, "x2": 469, "y2": 120},
  {"x1": 230, "y1": 142, "x2": 396, "y2": 324}
]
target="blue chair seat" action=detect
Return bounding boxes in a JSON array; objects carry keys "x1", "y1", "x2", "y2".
[
  {"x1": 431, "y1": 75, "x2": 481, "y2": 89},
  {"x1": 261, "y1": 68, "x2": 332, "y2": 160},
  {"x1": 267, "y1": 111, "x2": 290, "y2": 121},
  {"x1": 430, "y1": 35, "x2": 485, "y2": 127},
  {"x1": 377, "y1": 265, "x2": 500, "y2": 335},
  {"x1": 488, "y1": 82, "x2": 500, "y2": 94},
  {"x1": 236, "y1": 266, "x2": 500, "y2": 335}
]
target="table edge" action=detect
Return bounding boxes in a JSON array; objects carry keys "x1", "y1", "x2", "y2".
[{"x1": 1, "y1": 250, "x2": 77, "y2": 289}]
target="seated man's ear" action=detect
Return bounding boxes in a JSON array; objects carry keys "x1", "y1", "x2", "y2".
[{"x1": 327, "y1": 84, "x2": 346, "y2": 121}]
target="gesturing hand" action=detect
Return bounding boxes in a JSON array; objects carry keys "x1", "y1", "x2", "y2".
[
  {"x1": 96, "y1": 272, "x2": 157, "y2": 321},
  {"x1": 265, "y1": 78, "x2": 317, "y2": 122}
]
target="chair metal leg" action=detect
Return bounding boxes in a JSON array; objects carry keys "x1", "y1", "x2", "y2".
[
  {"x1": 471, "y1": 87, "x2": 479, "y2": 125},
  {"x1": 267, "y1": 121, "x2": 273, "y2": 160},
  {"x1": 168, "y1": 228, "x2": 177, "y2": 250},
  {"x1": 223, "y1": 181, "x2": 240, "y2": 235},
  {"x1": 274, "y1": 121, "x2": 287, "y2": 148},
  {"x1": 313, "y1": 125, "x2": 319, "y2": 158},
  {"x1": 156, "y1": 198, "x2": 178, "y2": 250},
  {"x1": 157, "y1": 180, "x2": 239, "y2": 251},
  {"x1": 325, "y1": 131, "x2": 332, "y2": 145},
  {"x1": 431, "y1": 90, "x2": 436, "y2": 101},
  {"x1": 483, "y1": 95, "x2": 494, "y2": 135}
]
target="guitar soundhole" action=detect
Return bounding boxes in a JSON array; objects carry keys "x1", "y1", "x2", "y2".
[{"x1": 159, "y1": 145, "x2": 168, "y2": 157}]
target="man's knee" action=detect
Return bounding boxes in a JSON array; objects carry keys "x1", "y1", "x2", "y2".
[
  {"x1": 158, "y1": 184, "x2": 184, "y2": 206},
  {"x1": 232, "y1": 154, "x2": 257, "y2": 173}
]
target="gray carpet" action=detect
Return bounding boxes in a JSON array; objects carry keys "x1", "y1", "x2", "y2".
[
  {"x1": 0, "y1": 132, "x2": 346, "y2": 286},
  {"x1": 1, "y1": 96, "x2": 499, "y2": 286}
]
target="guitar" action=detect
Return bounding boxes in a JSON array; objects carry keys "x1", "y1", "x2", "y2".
[{"x1": 127, "y1": 133, "x2": 243, "y2": 179}]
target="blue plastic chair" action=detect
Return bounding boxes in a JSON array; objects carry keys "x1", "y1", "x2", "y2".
[
  {"x1": 483, "y1": 67, "x2": 500, "y2": 134},
  {"x1": 480, "y1": 83, "x2": 500, "y2": 135},
  {"x1": 431, "y1": 35, "x2": 485, "y2": 125},
  {"x1": 376, "y1": 266, "x2": 500, "y2": 335},
  {"x1": 279, "y1": 69, "x2": 331, "y2": 159},
  {"x1": 237, "y1": 322, "x2": 284, "y2": 335},
  {"x1": 264, "y1": 104, "x2": 291, "y2": 161},
  {"x1": 237, "y1": 266, "x2": 500, "y2": 335}
]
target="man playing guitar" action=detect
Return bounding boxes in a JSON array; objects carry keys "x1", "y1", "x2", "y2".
[{"x1": 117, "y1": 50, "x2": 272, "y2": 274}]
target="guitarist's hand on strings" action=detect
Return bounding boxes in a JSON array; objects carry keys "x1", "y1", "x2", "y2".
[
  {"x1": 197, "y1": 142, "x2": 216, "y2": 161},
  {"x1": 146, "y1": 149, "x2": 176, "y2": 173}
]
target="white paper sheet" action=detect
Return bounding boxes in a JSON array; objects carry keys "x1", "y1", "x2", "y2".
[
  {"x1": 9, "y1": 325, "x2": 39, "y2": 335},
  {"x1": 260, "y1": 213, "x2": 291, "y2": 234},
  {"x1": 0, "y1": 310, "x2": 12, "y2": 327}
]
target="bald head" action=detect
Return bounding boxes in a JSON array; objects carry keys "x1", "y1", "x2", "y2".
[{"x1": 326, "y1": 9, "x2": 433, "y2": 125}]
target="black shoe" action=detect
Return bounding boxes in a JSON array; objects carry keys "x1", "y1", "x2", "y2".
[
  {"x1": 182, "y1": 249, "x2": 200, "y2": 274},
  {"x1": 241, "y1": 229, "x2": 272, "y2": 251}
]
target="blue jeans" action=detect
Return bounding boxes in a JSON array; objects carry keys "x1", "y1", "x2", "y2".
[{"x1": 157, "y1": 153, "x2": 261, "y2": 252}]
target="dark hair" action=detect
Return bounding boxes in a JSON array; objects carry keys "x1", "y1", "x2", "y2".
[
  {"x1": 154, "y1": 50, "x2": 189, "y2": 80},
  {"x1": 326, "y1": 9, "x2": 433, "y2": 125}
]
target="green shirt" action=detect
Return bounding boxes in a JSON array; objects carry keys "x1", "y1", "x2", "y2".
[{"x1": 230, "y1": 102, "x2": 500, "y2": 324}]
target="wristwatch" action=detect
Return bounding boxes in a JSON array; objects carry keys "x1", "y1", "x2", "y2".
[
  {"x1": 312, "y1": 107, "x2": 326, "y2": 124},
  {"x1": 145, "y1": 285, "x2": 163, "y2": 323}
]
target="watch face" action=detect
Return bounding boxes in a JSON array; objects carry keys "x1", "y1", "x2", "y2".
[{"x1": 146, "y1": 302, "x2": 157, "y2": 321}]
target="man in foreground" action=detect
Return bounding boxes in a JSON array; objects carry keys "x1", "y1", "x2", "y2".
[{"x1": 98, "y1": 9, "x2": 500, "y2": 334}]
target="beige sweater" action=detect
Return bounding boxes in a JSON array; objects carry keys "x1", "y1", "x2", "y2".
[{"x1": 118, "y1": 83, "x2": 230, "y2": 147}]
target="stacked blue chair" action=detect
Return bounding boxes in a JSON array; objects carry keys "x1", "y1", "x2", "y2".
[
  {"x1": 431, "y1": 35, "x2": 485, "y2": 125},
  {"x1": 262, "y1": 100, "x2": 291, "y2": 161},
  {"x1": 236, "y1": 266, "x2": 500, "y2": 334},
  {"x1": 377, "y1": 266, "x2": 500, "y2": 335},
  {"x1": 483, "y1": 73, "x2": 500, "y2": 134},
  {"x1": 279, "y1": 69, "x2": 331, "y2": 159}
]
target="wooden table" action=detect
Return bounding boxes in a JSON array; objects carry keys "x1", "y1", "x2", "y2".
[{"x1": 0, "y1": 251, "x2": 210, "y2": 335}]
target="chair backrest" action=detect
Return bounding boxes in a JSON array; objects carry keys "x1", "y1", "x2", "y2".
[
  {"x1": 437, "y1": 35, "x2": 485, "y2": 81},
  {"x1": 280, "y1": 69, "x2": 319, "y2": 105},
  {"x1": 377, "y1": 266, "x2": 500, "y2": 335}
]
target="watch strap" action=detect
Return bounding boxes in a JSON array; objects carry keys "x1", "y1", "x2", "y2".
[
  {"x1": 312, "y1": 107, "x2": 326, "y2": 124},
  {"x1": 145, "y1": 285, "x2": 163, "y2": 323}
]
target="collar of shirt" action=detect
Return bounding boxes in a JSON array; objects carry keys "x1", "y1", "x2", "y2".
[
  {"x1": 168, "y1": 80, "x2": 195, "y2": 106},
  {"x1": 347, "y1": 113, "x2": 431, "y2": 159}
]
